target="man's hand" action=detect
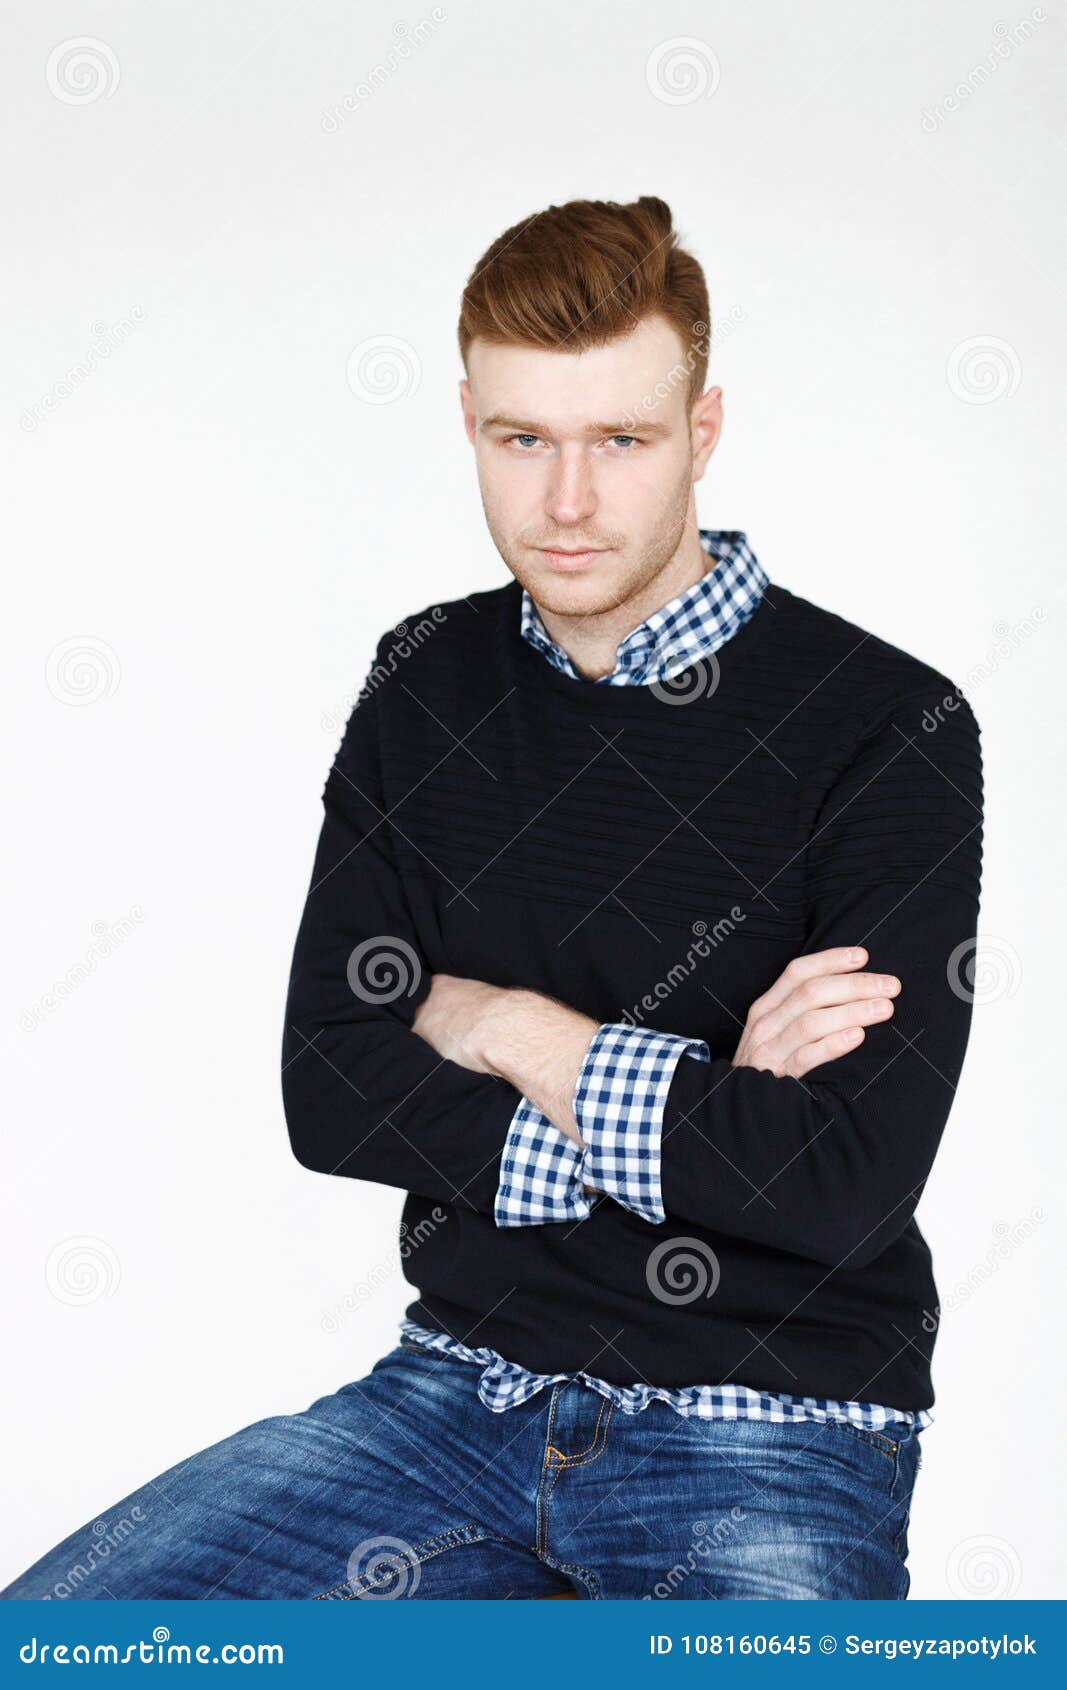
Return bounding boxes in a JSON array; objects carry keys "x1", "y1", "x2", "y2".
[
  {"x1": 412, "y1": 974, "x2": 597, "y2": 1146},
  {"x1": 732, "y1": 946, "x2": 901, "y2": 1080}
]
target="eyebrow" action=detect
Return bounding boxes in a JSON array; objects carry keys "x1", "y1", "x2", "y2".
[{"x1": 479, "y1": 413, "x2": 673, "y2": 439}]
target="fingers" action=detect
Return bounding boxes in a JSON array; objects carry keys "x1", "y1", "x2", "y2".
[
  {"x1": 735, "y1": 947, "x2": 903, "y2": 1078},
  {"x1": 745, "y1": 947, "x2": 871, "y2": 1022},
  {"x1": 753, "y1": 969, "x2": 901, "y2": 1051},
  {"x1": 784, "y1": 1024, "x2": 867, "y2": 1079},
  {"x1": 745, "y1": 993, "x2": 896, "y2": 1074}
]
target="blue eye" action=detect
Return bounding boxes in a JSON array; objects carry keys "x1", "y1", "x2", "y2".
[
  {"x1": 610, "y1": 435, "x2": 638, "y2": 448},
  {"x1": 511, "y1": 434, "x2": 539, "y2": 448}
]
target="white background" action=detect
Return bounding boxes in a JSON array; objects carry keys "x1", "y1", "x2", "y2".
[{"x1": 2, "y1": 0, "x2": 1063, "y2": 1600}]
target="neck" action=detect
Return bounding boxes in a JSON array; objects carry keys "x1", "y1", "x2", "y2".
[{"x1": 533, "y1": 520, "x2": 711, "y2": 681}]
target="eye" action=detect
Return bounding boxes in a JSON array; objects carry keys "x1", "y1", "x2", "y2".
[
  {"x1": 507, "y1": 433, "x2": 541, "y2": 449},
  {"x1": 607, "y1": 434, "x2": 639, "y2": 449}
]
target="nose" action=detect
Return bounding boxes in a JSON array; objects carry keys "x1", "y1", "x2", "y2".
[{"x1": 543, "y1": 444, "x2": 597, "y2": 529}]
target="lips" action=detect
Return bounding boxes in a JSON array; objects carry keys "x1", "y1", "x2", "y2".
[{"x1": 537, "y1": 546, "x2": 607, "y2": 571}]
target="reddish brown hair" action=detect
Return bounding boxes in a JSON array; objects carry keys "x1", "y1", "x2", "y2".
[{"x1": 457, "y1": 196, "x2": 711, "y2": 407}]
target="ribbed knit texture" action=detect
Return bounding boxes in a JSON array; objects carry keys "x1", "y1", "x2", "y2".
[{"x1": 282, "y1": 575, "x2": 983, "y2": 1411}]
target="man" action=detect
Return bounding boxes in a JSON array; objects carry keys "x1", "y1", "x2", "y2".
[{"x1": 2, "y1": 196, "x2": 982, "y2": 1602}]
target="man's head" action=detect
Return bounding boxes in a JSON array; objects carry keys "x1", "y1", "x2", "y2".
[{"x1": 458, "y1": 196, "x2": 722, "y2": 625}]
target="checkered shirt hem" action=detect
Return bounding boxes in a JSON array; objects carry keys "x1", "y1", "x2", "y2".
[{"x1": 398, "y1": 1321, "x2": 932, "y2": 1429}]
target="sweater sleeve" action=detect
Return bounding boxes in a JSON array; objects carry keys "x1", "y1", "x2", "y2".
[
  {"x1": 280, "y1": 664, "x2": 525, "y2": 1213},
  {"x1": 657, "y1": 685, "x2": 984, "y2": 1270}
]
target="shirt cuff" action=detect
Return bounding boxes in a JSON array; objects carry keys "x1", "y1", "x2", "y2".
[
  {"x1": 574, "y1": 1023, "x2": 710, "y2": 1225},
  {"x1": 494, "y1": 1095, "x2": 593, "y2": 1227}
]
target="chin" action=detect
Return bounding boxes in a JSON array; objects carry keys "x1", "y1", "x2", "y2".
[{"x1": 529, "y1": 576, "x2": 619, "y2": 616}]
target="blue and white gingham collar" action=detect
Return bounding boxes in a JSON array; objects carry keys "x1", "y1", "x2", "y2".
[{"x1": 519, "y1": 529, "x2": 768, "y2": 686}]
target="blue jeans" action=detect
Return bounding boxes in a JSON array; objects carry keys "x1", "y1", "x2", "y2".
[{"x1": 1, "y1": 1341, "x2": 922, "y2": 1600}]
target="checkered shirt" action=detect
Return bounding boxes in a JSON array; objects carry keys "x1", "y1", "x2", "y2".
[{"x1": 407, "y1": 529, "x2": 931, "y2": 1431}]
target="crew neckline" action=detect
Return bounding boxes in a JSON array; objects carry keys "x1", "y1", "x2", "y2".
[{"x1": 505, "y1": 575, "x2": 782, "y2": 711}]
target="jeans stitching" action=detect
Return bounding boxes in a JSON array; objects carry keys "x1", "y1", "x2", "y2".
[
  {"x1": 539, "y1": 1551, "x2": 600, "y2": 1599},
  {"x1": 535, "y1": 1394, "x2": 612, "y2": 1595},
  {"x1": 538, "y1": 1465, "x2": 601, "y2": 1596},
  {"x1": 536, "y1": 1387, "x2": 562, "y2": 1557},
  {"x1": 313, "y1": 1522, "x2": 493, "y2": 1599},
  {"x1": 558, "y1": 1401, "x2": 614, "y2": 1469},
  {"x1": 558, "y1": 1397, "x2": 609, "y2": 1466},
  {"x1": 833, "y1": 1420, "x2": 901, "y2": 1464},
  {"x1": 889, "y1": 1436, "x2": 920, "y2": 1560}
]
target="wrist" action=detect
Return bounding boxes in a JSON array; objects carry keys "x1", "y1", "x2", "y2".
[
  {"x1": 483, "y1": 989, "x2": 598, "y2": 1147},
  {"x1": 480, "y1": 986, "x2": 535, "y2": 1079}
]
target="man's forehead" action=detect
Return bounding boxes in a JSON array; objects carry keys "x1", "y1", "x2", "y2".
[{"x1": 467, "y1": 318, "x2": 687, "y2": 429}]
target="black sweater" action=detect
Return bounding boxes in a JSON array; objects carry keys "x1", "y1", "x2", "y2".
[{"x1": 281, "y1": 576, "x2": 983, "y2": 1412}]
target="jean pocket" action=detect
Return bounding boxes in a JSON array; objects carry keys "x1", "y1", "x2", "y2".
[
  {"x1": 835, "y1": 1420, "x2": 907, "y2": 1461},
  {"x1": 821, "y1": 1419, "x2": 909, "y2": 1496}
]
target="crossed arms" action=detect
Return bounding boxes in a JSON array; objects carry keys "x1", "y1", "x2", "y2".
[
  {"x1": 281, "y1": 670, "x2": 982, "y2": 1272},
  {"x1": 409, "y1": 952, "x2": 902, "y2": 1233}
]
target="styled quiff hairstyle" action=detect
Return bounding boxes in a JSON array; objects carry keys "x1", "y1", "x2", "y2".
[{"x1": 458, "y1": 196, "x2": 711, "y2": 408}]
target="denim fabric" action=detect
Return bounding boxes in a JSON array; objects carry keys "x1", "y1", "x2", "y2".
[{"x1": 1, "y1": 1343, "x2": 922, "y2": 1601}]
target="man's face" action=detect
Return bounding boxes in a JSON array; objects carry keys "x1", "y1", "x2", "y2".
[{"x1": 460, "y1": 313, "x2": 719, "y2": 619}]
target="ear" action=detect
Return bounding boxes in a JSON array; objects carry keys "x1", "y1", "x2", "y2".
[
  {"x1": 690, "y1": 386, "x2": 723, "y2": 483},
  {"x1": 459, "y1": 378, "x2": 477, "y2": 445}
]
